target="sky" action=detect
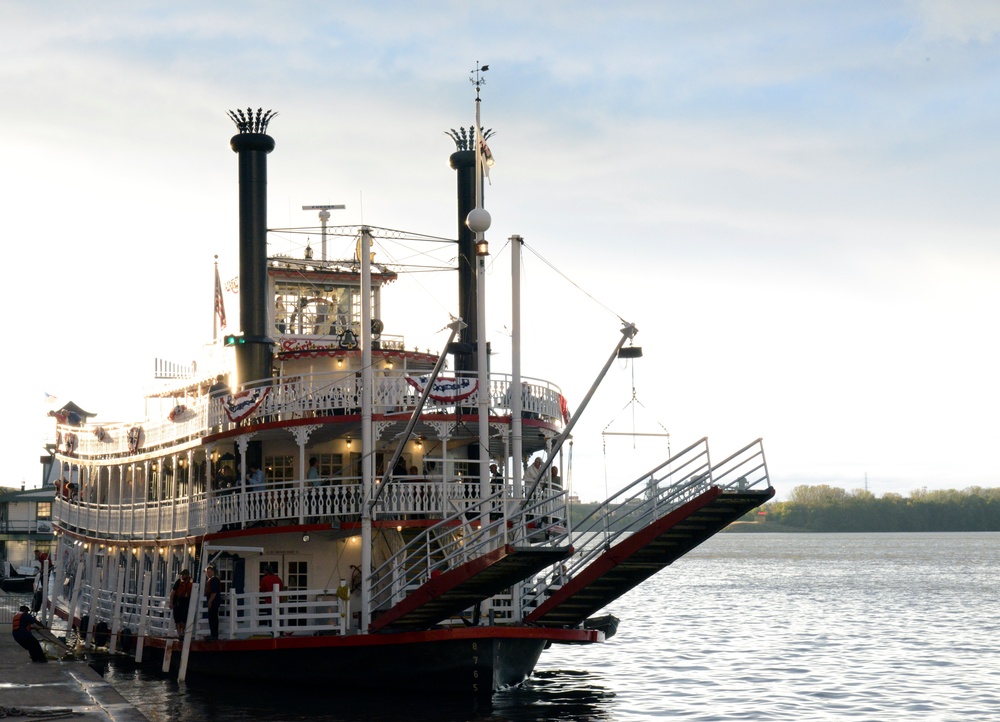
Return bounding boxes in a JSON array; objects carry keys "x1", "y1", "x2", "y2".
[{"x1": 3, "y1": 2, "x2": 1000, "y2": 502}]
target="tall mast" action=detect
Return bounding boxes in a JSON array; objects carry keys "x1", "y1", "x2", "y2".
[
  {"x1": 360, "y1": 226, "x2": 374, "y2": 633},
  {"x1": 468, "y1": 63, "x2": 493, "y2": 501}
]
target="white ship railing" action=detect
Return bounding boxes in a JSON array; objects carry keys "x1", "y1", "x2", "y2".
[
  {"x1": 207, "y1": 370, "x2": 564, "y2": 430},
  {"x1": 54, "y1": 474, "x2": 537, "y2": 540},
  {"x1": 81, "y1": 585, "x2": 349, "y2": 644},
  {"x1": 57, "y1": 371, "x2": 564, "y2": 459},
  {"x1": 369, "y1": 489, "x2": 569, "y2": 615}
]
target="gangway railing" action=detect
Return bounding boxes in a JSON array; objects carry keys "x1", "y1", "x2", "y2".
[
  {"x1": 369, "y1": 489, "x2": 569, "y2": 615},
  {"x1": 521, "y1": 437, "x2": 771, "y2": 612}
]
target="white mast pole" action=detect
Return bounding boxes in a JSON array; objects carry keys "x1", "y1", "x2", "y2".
[
  {"x1": 360, "y1": 226, "x2": 374, "y2": 633},
  {"x1": 511, "y1": 235, "x2": 523, "y2": 499},
  {"x1": 473, "y1": 84, "x2": 492, "y2": 504}
]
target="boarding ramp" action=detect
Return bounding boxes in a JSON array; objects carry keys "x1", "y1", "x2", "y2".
[
  {"x1": 369, "y1": 490, "x2": 572, "y2": 632},
  {"x1": 523, "y1": 438, "x2": 774, "y2": 628}
]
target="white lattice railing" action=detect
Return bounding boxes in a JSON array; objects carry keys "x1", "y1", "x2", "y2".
[
  {"x1": 54, "y1": 475, "x2": 530, "y2": 540},
  {"x1": 56, "y1": 371, "x2": 565, "y2": 459}
]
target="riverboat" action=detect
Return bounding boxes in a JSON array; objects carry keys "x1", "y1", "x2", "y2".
[{"x1": 43, "y1": 95, "x2": 774, "y2": 694}]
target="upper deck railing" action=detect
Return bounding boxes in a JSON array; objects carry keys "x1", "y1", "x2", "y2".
[
  {"x1": 56, "y1": 370, "x2": 564, "y2": 459},
  {"x1": 51, "y1": 473, "x2": 567, "y2": 542}
]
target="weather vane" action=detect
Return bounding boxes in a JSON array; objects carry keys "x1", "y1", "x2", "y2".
[{"x1": 470, "y1": 61, "x2": 489, "y2": 98}]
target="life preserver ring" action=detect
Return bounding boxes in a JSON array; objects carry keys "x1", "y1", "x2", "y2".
[{"x1": 127, "y1": 427, "x2": 143, "y2": 454}]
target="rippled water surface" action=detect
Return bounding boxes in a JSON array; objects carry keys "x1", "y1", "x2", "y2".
[{"x1": 94, "y1": 533, "x2": 1000, "y2": 720}]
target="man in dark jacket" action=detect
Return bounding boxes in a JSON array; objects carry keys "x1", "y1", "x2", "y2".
[{"x1": 11, "y1": 605, "x2": 48, "y2": 662}]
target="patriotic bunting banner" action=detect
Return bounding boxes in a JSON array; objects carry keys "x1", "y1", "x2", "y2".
[
  {"x1": 221, "y1": 387, "x2": 271, "y2": 422},
  {"x1": 405, "y1": 376, "x2": 478, "y2": 403}
]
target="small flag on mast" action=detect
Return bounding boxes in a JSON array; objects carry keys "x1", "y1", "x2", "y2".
[
  {"x1": 477, "y1": 127, "x2": 495, "y2": 184},
  {"x1": 214, "y1": 265, "x2": 227, "y2": 329}
]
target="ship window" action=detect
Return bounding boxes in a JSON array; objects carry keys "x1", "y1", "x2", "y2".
[
  {"x1": 273, "y1": 281, "x2": 362, "y2": 339},
  {"x1": 214, "y1": 557, "x2": 234, "y2": 595},
  {"x1": 265, "y1": 455, "x2": 294, "y2": 483},
  {"x1": 286, "y1": 560, "x2": 308, "y2": 627},
  {"x1": 310, "y1": 453, "x2": 342, "y2": 479},
  {"x1": 287, "y1": 560, "x2": 307, "y2": 591},
  {"x1": 36, "y1": 502, "x2": 51, "y2": 521},
  {"x1": 339, "y1": 452, "x2": 362, "y2": 480}
]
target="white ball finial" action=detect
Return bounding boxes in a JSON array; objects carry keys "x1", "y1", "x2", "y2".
[{"x1": 466, "y1": 207, "x2": 492, "y2": 234}]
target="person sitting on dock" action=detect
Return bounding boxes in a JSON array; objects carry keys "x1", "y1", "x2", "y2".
[{"x1": 11, "y1": 605, "x2": 49, "y2": 663}]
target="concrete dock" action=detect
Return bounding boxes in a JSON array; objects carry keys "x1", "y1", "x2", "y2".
[{"x1": 0, "y1": 601, "x2": 147, "y2": 721}]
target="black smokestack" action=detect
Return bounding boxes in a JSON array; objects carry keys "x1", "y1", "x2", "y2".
[
  {"x1": 448, "y1": 130, "x2": 478, "y2": 375},
  {"x1": 228, "y1": 108, "x2": 276, "y2": 389}
]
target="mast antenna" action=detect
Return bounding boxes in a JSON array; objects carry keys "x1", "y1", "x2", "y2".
[{"x1": 302, "y1": 204, "x2": 346, "y2": 262}]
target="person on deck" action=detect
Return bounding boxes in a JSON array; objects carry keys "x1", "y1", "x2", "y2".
[
  {"x1": 204, "y1": 565, "x2": 221, "y2": 640},
  {"x1": 259, "y1": 565, "x2": 285, "y2": 630},
  {"x1": 246, "y1": 464, "x2": 265, "y2": 491},
  {"x1": 307, "y1": 457, "x2": 321, "y2": 486},
  {"x1": 209, "y1": 374, "x2": 230, "y2": 399},
  {"x1": 525, "y1": 457, "x2": 544, "y2": 483},
  {"x1": 170, "y1": 569, "x2": 193, "y2": 638}
]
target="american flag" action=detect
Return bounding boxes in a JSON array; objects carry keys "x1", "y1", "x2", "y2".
[{"x1": 214, "y1": 265, "x2": 227, "y2": 329}]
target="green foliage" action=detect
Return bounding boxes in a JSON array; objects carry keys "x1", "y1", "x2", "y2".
[{"x1": 764, "y1": 485, "x2": 1000, "y2": 532}]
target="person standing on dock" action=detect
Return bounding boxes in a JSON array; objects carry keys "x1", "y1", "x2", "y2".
[
  {"x1": 204, "y1": 565, "x2": 221, "y2": 640},
  {"x1": 11, "y1": 605, "x2": 49, "y2": 663},
  {"x1": 170, "y1": 569, "x2": 193, "y2": 638},
  {"x1": 259, "y1": 565, "x2": 284, "y2": 630}
]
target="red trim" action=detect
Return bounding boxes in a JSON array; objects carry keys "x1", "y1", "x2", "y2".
[
  {"x1": 203, "y1": 412, "x2": 554, "y2": 444},
  {"x1": 525, "y1": 487, "x2": 722, "y2": 622},
  {"x1": 146, "y1": 624, "x2": 599, "y2": 653},
  {"x1": 370, "y1": 544, "x2": 514, "y2": 632}
]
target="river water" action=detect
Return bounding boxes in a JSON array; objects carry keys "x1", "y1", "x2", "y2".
[{"x1": 86, "y1": 532, "x2": 1000, "y2": 721}]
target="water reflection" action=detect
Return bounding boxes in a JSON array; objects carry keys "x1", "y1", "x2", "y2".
[
  {"x1": 93, "y1": 658, "x2": 616, "y2": 722},
  {"x1": 492, "y1": 670, "x2": 616, "y2": 721}
]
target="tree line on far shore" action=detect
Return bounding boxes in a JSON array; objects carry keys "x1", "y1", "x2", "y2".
[{"x1": 755, "y1": 484, "x2": 1000, "y2": 532}]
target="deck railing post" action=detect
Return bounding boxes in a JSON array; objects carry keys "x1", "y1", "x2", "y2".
[
  {"x1": 108, "y1": 559, "x2": 123, "y2": 653},
  {"x1": 178, "y1": 580, "x2": 201, "y2": 683},
  {"x1": 134, "y1": 570, "x2": 152, "y2": 663}
]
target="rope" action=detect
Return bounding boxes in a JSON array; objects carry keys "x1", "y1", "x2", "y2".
[
  {"x1": 0, "y1": 707, "x2": 80, "y2": 719},
  {"x1": 520, "y1": 242, "x2": 627, "y2": 325}
]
